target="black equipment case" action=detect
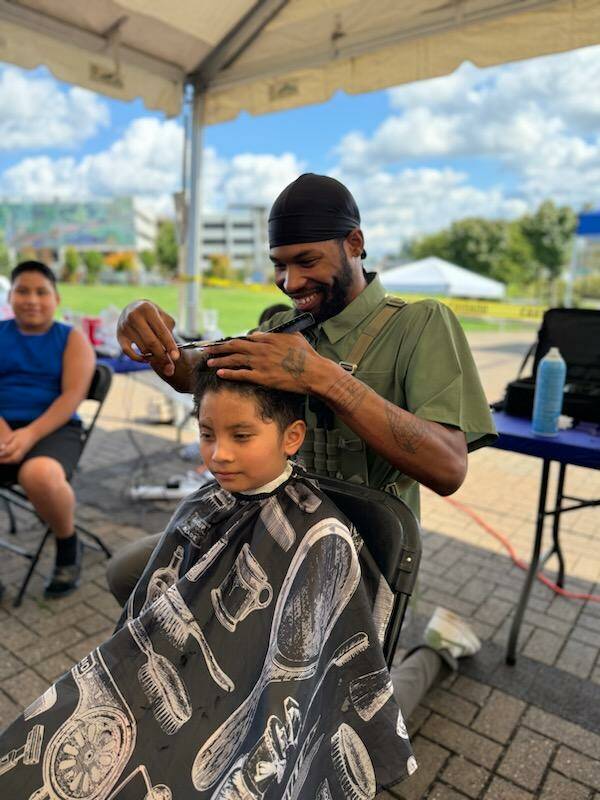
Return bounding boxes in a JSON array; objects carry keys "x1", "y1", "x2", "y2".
[{"x1": 498, "y1": 307, "x2": 600, "y2": 425}]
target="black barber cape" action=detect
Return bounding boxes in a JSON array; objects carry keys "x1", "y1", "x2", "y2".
[{"x1": 0, "y1": 469, "x2": 416, "y2": 799}]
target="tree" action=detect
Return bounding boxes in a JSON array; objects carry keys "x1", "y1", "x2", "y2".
[
  {"x1": 490, "y1": 221, "x2": 536, "y2": 285},
  {"x1": 446, "y1": 218, "x2": 507, "y2": 279},
  {"x1": 521, "y1": 200, "x2": 577, "y2": 281},
  {"x1": 62, "y1": 247, "x2": 80, "y2": 283},
  {"x1": 139, "y1": 249, "x2": 157, "y2": 271},
  {"x1": 410, "y1": 218, "x2": 508, "y2": 279},
  {"x1": 82, "y1": 251, "x2": 104, "y2": 285},
  {"x1": 205, "y1": 254, "x2": 233, "y2": 280},
  {"x1": 408, "y1": 229, "x2": 453, "y2": 263},
  {"x1": 156, "y1": 220, "x2": 178, "y2": 274},
  {"x1": 0, "y1": 231, "x2": 10, "y2": 275}
]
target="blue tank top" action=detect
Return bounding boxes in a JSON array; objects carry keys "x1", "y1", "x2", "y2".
[{"x1": 0, "y1": 319, "x2": 74, "y2": 422}]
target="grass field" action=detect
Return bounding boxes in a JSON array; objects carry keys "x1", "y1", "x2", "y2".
[
  {"x1": 57, "y1": 283, "x2": 531, "y2": 336},
  {"x1": 58, "y1": 283, "x2": 281, "y2": 336}
]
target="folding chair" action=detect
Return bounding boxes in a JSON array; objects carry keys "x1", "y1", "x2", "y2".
[
  {"x1": 0, "y1": 363, "x2": 113, "y2": 606},
  {"x1": 308, "y1": 474, "x2": 421, "y2": 668}
]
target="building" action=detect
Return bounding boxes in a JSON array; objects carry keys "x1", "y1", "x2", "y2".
[
  {"x1": 0, "y1": 197, "x2": 156, "y2": 260},
  {"x1": 199, "y1": 206, "x2": 268, "y2": 277}
]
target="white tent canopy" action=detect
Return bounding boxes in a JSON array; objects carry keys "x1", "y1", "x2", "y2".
[
  {"x1": 1, "y1": 1, "x2": 599, "y2": 121},
  {"x1": 380, "y1": 257, "x2": 506, "y2": 299},
  {"x1": 1, "y1": 0, "x2": 599, "y2": 328}
]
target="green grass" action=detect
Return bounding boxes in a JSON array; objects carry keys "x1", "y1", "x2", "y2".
[
  {"x1": 57, "y1": 283, "x2": 532, "y2": 336},
  {"x1": 57, "y1": 283, "x2": 282, "y2": 336}
]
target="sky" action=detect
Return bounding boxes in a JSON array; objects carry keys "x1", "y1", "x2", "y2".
[{"x1": 1, "y1": 43, "x2": 600, "y2": 257}]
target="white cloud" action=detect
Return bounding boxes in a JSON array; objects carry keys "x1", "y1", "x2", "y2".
[
  {"x1": 223, "y1": 153, "x2": 304, "y2": 208},
  {"x1": 0, "y1": 67, "x2": 109, "y2": 149},
  {"x1": 0, "y1": 116, "x2": 304, "y2": 222},
  {"x1": 335, "y1": 167, "x2": 528, "y2": 256},
  {"x1": 341, "y1": 47, "x2": 600, "y2": 199},
  {"x1": 5, "y1": 45, "x2": 600, "y2": 258}
]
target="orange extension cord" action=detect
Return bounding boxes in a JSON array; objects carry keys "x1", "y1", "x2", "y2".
[{"x1": 443, "y1": 495, "x2": 600, "y2": 603}]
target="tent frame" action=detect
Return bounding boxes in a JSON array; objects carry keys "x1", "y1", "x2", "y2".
[{"x1": 182, "y1": 0, "x2": 291, "y2": 334}]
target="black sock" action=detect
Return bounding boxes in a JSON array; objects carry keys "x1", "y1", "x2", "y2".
[{"x1": 56, "y1": 533, "x2": 78, "y2": 567}]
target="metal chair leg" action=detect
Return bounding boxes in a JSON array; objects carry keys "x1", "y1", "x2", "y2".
[
  {"x1": 13, "y1": 527, "x2": 52, "y2": 608},
  {"x1": 1, "y1": 495, "x2": 18, "y2": 534},
  {"x1": 76, "y1": 523, "x2": 112, "y2": 559}
]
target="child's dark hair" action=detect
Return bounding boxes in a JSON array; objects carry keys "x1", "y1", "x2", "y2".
[
  {"x1": 11, "y1": 260, "x2": 57, "y2": 287},
  {"x1": 258, "y1": 303, "x2": 292, "y2": 326},
  {"x1": 193, "y1": 364, "x2": 305, "y2": 431}
]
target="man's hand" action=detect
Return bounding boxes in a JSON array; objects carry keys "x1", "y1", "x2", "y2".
[
  {"x1": 0, "y1": 427, "x2": 38, "y2": 464},
  {"x1": 117, "y1": 300, "x2": 180, "y2": 377},
  {"x1": 204, "y1": 332, "x2": 327, "y2": 393}
]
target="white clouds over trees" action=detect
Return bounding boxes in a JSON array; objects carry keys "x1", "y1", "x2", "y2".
[{"x1": 2, "y1": 46, "x2": 600, "y2": 256}]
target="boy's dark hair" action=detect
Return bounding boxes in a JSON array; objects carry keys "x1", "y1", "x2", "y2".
[
  {"x1": 11, "y1": 260, "x2": 57, "y2": 287},
  {"x1": 258, "y1": 303, "x2": 292, "y2": 327},
  {"x1": 193, "y1": 364, "x2": 304, "y2": 432}
]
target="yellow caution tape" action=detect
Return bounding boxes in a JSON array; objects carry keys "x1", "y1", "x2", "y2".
[
  {"x1": 388, "y1": 293, "x2": 545, "y2": 322},
  {"x1": 175, "y1": 277, "x2": 545, "y2": 321}
]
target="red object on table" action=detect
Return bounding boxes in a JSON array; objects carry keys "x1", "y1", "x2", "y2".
[{"x1": 81, "y1": 316, "x2": 103, "y2": 346}]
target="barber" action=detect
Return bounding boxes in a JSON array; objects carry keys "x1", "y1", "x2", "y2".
[{"x1": 112, "y1": 173, "x2": 496, "y2": 599}]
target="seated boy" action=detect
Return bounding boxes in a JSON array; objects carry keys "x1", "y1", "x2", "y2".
[
  {"x1": 0, "y1": 366, "x2": 416, "y2": 799},
  {"x1": 0, "y1": 261, "x2": 96, "y2": 598}
]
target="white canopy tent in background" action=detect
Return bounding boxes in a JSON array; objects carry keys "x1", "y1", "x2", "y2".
[
  {"x1": 1, "y1": 0, "x2": 599, "y2": 331},
  {"x1": 380, "y1": 256, "x2": 506, "y2": 300}
]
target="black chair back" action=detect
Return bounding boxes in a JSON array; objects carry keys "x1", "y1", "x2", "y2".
[
  {"x1": 79, "y1": 363, "x2": 113, "y2": 457},
  {"x1": 308, "y1": 474, "x2": 421, "y2": 666}
]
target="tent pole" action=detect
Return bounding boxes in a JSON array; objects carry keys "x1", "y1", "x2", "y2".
[
  {"x1": 184, "y1": 83, "x2": 205, "y2": 336},
  {"x1": 564, "y1": 236, "x2": 580, "y2": 309}
]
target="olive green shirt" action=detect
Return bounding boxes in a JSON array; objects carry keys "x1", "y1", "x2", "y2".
[{"x1": 260, "y1": 273, "x2": 497, "y2": 518}]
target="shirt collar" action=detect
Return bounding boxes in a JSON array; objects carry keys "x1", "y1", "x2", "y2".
[
  {"x1": 321, "y1": 272, "x2": 386, "y2": 344},
  {"x1": 239, "y1": 461, "x2": 293, "y2": 496}
]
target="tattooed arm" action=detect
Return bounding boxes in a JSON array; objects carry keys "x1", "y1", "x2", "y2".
[
  {"x1": 312, "y1": 365, "x2": 467, "y2": 495},
  {"x1": 204, "y1": 332, "x2": 467, "y2": 495},
  {"x1": 323, "y1": 369, "x2": 466, "y2": 494}
]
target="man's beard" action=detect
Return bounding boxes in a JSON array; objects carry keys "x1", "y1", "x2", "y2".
[{"x1": 313, "y1": 247, "x2": 354, "y2": 323}]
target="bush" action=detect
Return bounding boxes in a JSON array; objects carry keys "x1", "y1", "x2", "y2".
[
  {"x1": 82, "y1": 251, "x2": 104, "y2": 285},
  {"x1": 140, "y1": 249, "x2": 157, "y2": 270},
  {"x1": 574, "y1": 274, "x2": 600, "y2": 300},
  {"x1": 104, "y1": 251, "x2": 137, "y2": 272},
  {"x1": 62, "y1": 247, "x2": 80, "y2": 283}
]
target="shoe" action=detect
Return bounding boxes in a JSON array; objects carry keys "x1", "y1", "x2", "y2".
[
  {"x1": 44, "y1": 542, "x2": 82, "y2": 598},
  {"x1": 424, "y1": 607, "x2": 481, "y2": 659}
]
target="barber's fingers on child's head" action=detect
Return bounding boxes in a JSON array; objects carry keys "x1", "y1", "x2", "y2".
[{"x1": 149, "y1": 353, "x2": 175, "y2": 376}]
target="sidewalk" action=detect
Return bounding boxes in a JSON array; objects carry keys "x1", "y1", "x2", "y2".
[{"x1": 0, "y1": 330, "x2": 598, "y2": 799}]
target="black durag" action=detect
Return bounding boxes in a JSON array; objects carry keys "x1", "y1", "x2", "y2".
[{"x1": 268, "y1": 173, "x2": 367, "y2": 258}]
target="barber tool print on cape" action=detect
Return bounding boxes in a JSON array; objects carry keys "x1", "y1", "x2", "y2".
[
  {"x1": 331, "y1": 724, "x2": 376, "y2": 800},
  {"x1": 192, "y1": 518, "x2": 361, "y2": 790},
  {"x1": 0, "y1": 725, "x2": 43, "y2": 777},
  {"x1": 128, "y1": 618, "x2": 192, "y2": 734},
  {"x1": 28, "y1": 650, "x2": 136, "y2": 800},
  {"x1": 283, "y1": 482, "x2": 322, "y2": 514},
  {"x1": 212, "y1": 543, "x2": 273, "y2": 633},
  {"x1": 177, "y1": 487, "x2": 236, "y2": 546},
  {"x1": 0, "y1": 470, "x2": 416, "y2": 799},
  {"x1": 24, "y1": 687, "x2": 57, "y2": 722},
  {"x1": 260, "y1": 497, "x2": 296, "y2": 552},
  {"x1": 316, "y1": 779, "x2": 333, "y2": 800},
  {"x1": 152, "y1": 585, "x2": 234, "y2": 692},
  {"x1": 349, "y1": 668, "x2": 394, "y2": 722},
  {"x1": 210, "y1": 697, "x2": 302, "y2": 800},
  {"x1": 126, "y1": 545, "x2": 185, "y2": 622}
]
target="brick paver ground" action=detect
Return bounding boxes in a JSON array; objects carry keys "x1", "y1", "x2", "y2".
[{"x1": 0, "y1": 330, "x2": 598, "y2": 798}]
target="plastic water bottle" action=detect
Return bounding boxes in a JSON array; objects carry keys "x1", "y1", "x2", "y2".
[{"x1": 531, "y1": 347, "x2": 567, "y2": 436}]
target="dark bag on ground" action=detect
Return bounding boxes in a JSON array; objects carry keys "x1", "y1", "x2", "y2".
[{"x1": 496, "y1": 307, "x2": 600, "y2": 424}]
